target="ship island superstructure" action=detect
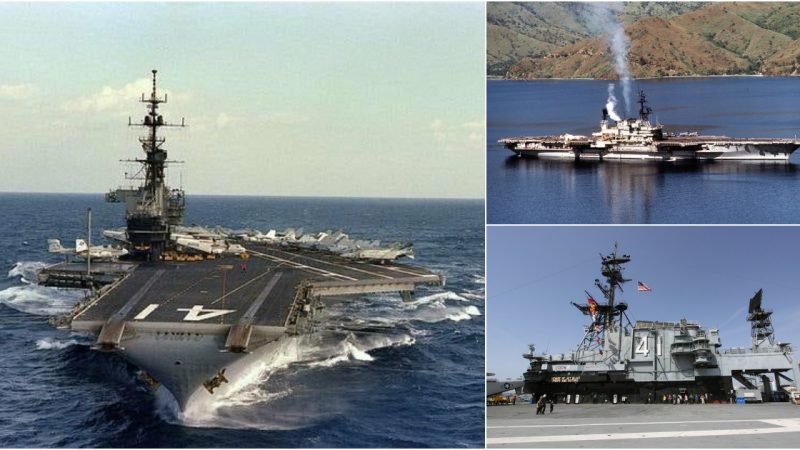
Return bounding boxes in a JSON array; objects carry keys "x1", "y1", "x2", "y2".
[
  {"x1": 522, "y1": 244, "x2": 799, "y2": 404},
  {"x1": 37, "y1": 70, "x2": 443, "y2": 410},
  {"x1": 500, "y1": 91, "x2": 800, "y2": 161}
]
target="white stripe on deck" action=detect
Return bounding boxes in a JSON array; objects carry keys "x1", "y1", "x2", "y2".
[
  {"x1": 381, "y1": 265, "x2": 438, "y2": 278},
  {"x1": 488, "y1": 418, "x2": 766, "y2": 429},
  {"x1": 268, "y1": 247, "x2": 396, "y2": 279},
  {"x1": 133, "y1": 303, "x2": 160, "y2": 320},
  {"x1": 487, "y1": 418, "x2": 800, "y2": 446},
  {"x1": 248, "y1": 249, "x2": 357, "y2": 281}
]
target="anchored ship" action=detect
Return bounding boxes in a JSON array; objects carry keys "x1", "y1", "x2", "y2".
[
  {"x1": 500, "y1": 91, "x2": 800, "y2": 161},
  {"x1": 37, "y1": 70, "x2": 443, "y2": 410},
  {"x1": 522, "y1": 244, "x2": 799, "y2": 404}
]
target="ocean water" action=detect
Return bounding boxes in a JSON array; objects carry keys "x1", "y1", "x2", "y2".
[
  {"x1": 0, "y1": 194, "x2": 484, "y2": 448},
  {"x1": 488, "y1": 77, "x2": 800, "y2": 224}
]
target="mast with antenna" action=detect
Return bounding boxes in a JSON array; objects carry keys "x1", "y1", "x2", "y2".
[
  {"x1": 572, "y1": 243, "x2": 633, "y2": 356},
  {"x1": 120, "y1": 70, "x2": 187, "y2": 260}
]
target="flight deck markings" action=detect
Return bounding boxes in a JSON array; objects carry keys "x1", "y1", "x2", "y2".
[
  {"x1": 238, "y1": 273, "x2": 283, "y2": 323},
  {"x1": 486, "y1": 418, "x2": 800, "y2": 446},
  {"x1": 133, "y1": 303, "x2": 160, "y2": 320},
  {"x1": 268, "y1": 247, "x2": 396, "y2": 279},
  {"x1": 114, "y1": 269, "x2": 165, "y2": 320},
  {"x1": 177, "y1": 305, "x2": 236, "y2": 321},
  {"x1": 247, "y1": 249, "x2": 357, "y2": 281},
  {"x1": 488, "y1": 418, "x2": 767, "y2": 429},
  {"x1": 380, "y1": 265, "x2": 431, "y2": 277}
]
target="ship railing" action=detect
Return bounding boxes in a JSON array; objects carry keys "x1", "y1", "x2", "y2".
[
  {"x1": 670, "y1": 342, "x2": 694, "y2": 355},
  {"x1": 723, "y1": 347, "x2": 750, "y2": 354}
]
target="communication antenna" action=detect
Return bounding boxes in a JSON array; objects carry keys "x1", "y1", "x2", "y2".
[
  {"x1": 747, "y1": 289, "x2": 775, "y2": 349},
  {"x1": 573, "y1": 243, "x2": 632, "y2": 356},
  {"x1": 86, "y1": 208, "x2": 92, "y2": 276},
  {"x1": 638, "y1": 90, "x2": 653, "y2": 121}
]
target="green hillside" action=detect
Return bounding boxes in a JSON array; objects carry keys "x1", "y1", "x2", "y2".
[{"x1": 489, "y1": 2, "x2": 800, "y2": 78}]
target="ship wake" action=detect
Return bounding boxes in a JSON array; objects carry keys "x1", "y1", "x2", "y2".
[
  {"x1": 1, "y1": 262, "x2": 84, "y2": 316},
  {"x1": 158, "y1": 287, "x2": 481, "y2": 430},
  {"x1": 157, "y1": 330, "x2": 414, "y2": 430},
  {"x1": 326, "y1": 290, "x2": 482, "y2": 326}
]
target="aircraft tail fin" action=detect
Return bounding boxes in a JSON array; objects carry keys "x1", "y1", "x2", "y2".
[
  {"x1": 48, "y1": 239, "x2": 64, "y2": 253},
  {"x1": 75, "y1": 239, "x2": 88, "y2": 253}
]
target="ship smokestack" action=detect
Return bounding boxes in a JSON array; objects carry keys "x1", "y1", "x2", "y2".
[{"x1": 602, "y1": 108, "x2": 609, "y2": 121}]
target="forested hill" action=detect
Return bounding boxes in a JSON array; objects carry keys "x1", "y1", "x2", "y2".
[{"x1": 488, "y1": 2, "x2": 800, "y2": 79}]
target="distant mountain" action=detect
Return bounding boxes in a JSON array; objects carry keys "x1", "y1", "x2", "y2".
[
  {"x1": 488, "y1": 2, "x2": 800, "y2": 78},
  {"x1": 487, "y1": 3, "x2": 597, "y2": 76}
]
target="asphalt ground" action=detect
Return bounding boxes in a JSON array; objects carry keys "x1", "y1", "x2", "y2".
[{"x1": 487, "y1": 402, "x2": 800, "y2": 448}]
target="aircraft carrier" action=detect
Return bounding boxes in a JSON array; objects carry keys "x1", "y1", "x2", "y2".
[
  {"x1": 500, "y1": 91, "x2": 800, "y2": 161},
  {"x1": 37, "y1": 70, "x2": 443, "y2": 410},
  {"x1": 521, "y1": 244, "x2": 799, "y2": 405}
]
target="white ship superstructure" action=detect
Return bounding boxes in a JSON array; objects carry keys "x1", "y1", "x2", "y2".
[{"x1": 501, "y1": 91, "x2": 800, "y2": 161}]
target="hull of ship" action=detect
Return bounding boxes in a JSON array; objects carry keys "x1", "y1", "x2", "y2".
[
  {"x1": 118, "y1": 325, "x2": 286, "y2": 410},
  {"x1": 509, "y1": 143, "x2": 797, "y2": 161},
  {"x1": 523, "y1": 371, "x2": 733, "y2": 404},
  {"x1": 700, "y1": 143, "x2": 796, "y2": 160}
]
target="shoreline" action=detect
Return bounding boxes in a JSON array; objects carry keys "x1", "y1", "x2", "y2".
[{"x1": 488, "y1": 74, "x2": 798, "y2": 81}]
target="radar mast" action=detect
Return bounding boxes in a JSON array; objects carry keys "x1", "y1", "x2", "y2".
[
  {"x1": 112, "y1": 70, "x2": 186, "y2": 260},
  {"x1": 638, "y1": 90, "x2": 653, "y2": 121},
  {"x1": 572, "y1": 243, "x2": 632, "y2": 355}
]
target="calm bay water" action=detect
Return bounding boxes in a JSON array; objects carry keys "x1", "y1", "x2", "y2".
[
  {"x1": 488, "y1": 77, "x2": 800, "y2": 224},
  {"x1": 0, "y1": 194, "x2": 484, "y2": 447}
]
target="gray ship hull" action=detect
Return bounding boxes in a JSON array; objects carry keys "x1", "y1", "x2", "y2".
[
  {"x1": 106, "y1": 322, "x2": 285, "y2": 409},
  {"x1": 524, "y1": 322, "x2": 800, "y2": 404},
  {"x1": 502, "y1": 139, "x2": 799, "y2": 161}
]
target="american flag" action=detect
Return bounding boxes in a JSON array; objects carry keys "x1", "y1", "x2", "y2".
[{"x1": 637, "y1": 281, "x2": 652, "y2": 292}]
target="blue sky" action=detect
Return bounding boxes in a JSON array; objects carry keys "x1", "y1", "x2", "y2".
[
  {"x1": 487, "y1": 227, "x2": 800, "y2": 380},
  {"x1": 0, "y1": 3, "x2": 484, "y2": 198}
]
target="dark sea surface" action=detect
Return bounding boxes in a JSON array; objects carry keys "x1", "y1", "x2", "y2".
[
  {"x1": 0, "y1": 194, "x2": 484, "y2": 448},
  {"x1": 488, "y1": 77, "x2": 800, "y2": 224}
]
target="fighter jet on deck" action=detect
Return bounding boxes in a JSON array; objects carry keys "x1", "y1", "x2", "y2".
[
  {"x1": 48, "y1": 239, "x2": 129, "y2": 261},
  {"x1": 341, "y1": 242, "x2": 414, "y2": 263}
]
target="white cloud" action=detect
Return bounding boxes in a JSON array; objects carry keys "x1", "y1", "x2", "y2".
[
  {"x1": 431, "y1": 118, "x2": 485, "y2": 145},
  {"x1": 194, "y1": 112, "x2": 308, "y2": 130},
  {"x1": 431, "y1": 118, "x2": 447, "y2": 142},
  {"x1": 216, "y1": 112, "x2": 241, "y2": 128},
  {"x1": 0, "y1": 83, "x2": 39, "y2": 101},
  {"x1": 63, "y1": 78, "x2": 190, "y2": 114},
  {"x1": 462, "y1": 120, "x2": 484, "y2": 142},
  {"x1": 256, "y1": 113, "x2": 309, "y2": 126},
  {"x1": 63, "y1": 78, "x2": 150, "y2": 113}
]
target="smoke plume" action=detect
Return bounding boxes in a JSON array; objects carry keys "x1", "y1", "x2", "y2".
[
  {"x1": 605, "y1": 83, "x2": 622, "y2": 122},
  {"x1": 592, "y1": 4, "x2": 632, "y2": 117}
]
